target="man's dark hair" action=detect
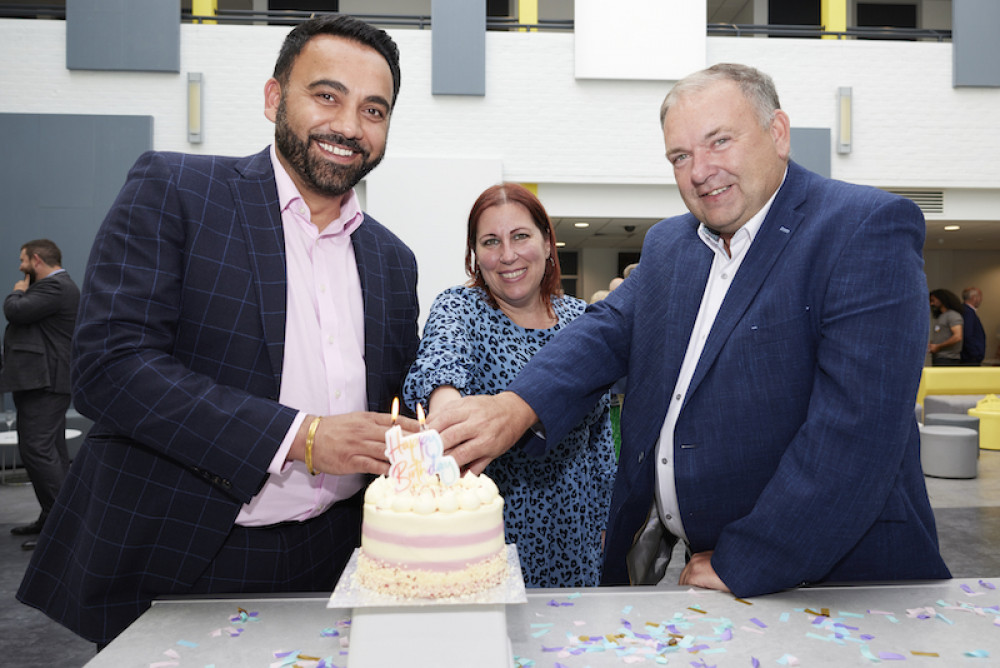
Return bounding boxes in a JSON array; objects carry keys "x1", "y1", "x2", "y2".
[
  {"x1": 930, "y1": 288, "x2": 962, "y2": 313},
  {"x1": 22, "y1": 239, "x2": 62, "y2": 267},
  {"x1": 273, "y1": 14, "x2": 401, "y2": 109}
]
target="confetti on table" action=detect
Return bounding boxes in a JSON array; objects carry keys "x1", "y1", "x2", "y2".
[
  {"x1": 163, "y1": 649, "x2": 181, "y2": 659},
  {"x1": 176, "y1": 640, "x2": 198, "y2": 648},
  {"x1": 911, "y1": 651, "x2": 940, "y2": 657},
  {"x1": 749, "y1": 617, "x2": 767, "y2": 628},
  {"x1": 964, "y1": 649, "x2": 990, "y2": 658},
  {"x1": 878, "y1": 651, "x2": 906, "y2": 660},
  {"x1": 979, "y1": 579, "x2": 995, "y2": 590},
  {"x1": 776, "y1": 653, "x2": 800, "y2": 665}
]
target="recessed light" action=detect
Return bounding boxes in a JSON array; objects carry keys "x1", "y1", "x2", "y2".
[
  {"x1": 573, "y1": 222, "x2": 590, "y2": 228},
  {"x1": 943, "y1": 225, "x2": 960, "y2": 231},
  {"x1": 555, "y1": 241, "x2": 566, "y2": 247}
]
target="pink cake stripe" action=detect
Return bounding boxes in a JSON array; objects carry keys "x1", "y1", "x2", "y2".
[
  {"x1": 367, "y1": 551, "x2": 500, "y2": 571},
  {"x1": 362, "y1": 522, "x2": 503, "y2": 548}
]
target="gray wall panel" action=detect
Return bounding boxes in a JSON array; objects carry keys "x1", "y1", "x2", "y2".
[
  {"x1": 431, "y1": 0, "x2": 486, "y2": 95},
  {"x1": 67, "y1": 0, "x2": 180, "y2": 72},
  {"x1": 790, "y1": 127, "x2": 831, "y2": 179},
  {"x1": 0, "y1": 113, "x2": 153, "y2": 331},
  {"x1": 953, "y1": 0, "x2": 1000, "y2": 87}
]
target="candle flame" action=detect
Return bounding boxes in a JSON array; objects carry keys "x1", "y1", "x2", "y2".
[
  {"x1": 416, "y1": 403, "x2": 426, "y2": 427},
  {"x1": 391, "y1": 396, "x2": 399, "y2": 424}
]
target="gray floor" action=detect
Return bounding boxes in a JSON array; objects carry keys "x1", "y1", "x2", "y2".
[{"x1": 3, "y1": 454, "x2": 1000, "y2": 667}]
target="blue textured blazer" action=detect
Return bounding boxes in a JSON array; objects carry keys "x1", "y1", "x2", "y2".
[
  {"x1": 511, "y1": 161, "x2": 950, "y2": 597},
  {"x1": 17, "y1": 149, "x2": 419, "y2": 643}
]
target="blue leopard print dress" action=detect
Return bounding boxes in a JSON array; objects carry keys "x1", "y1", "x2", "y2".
[{"x1": 403, "y1": 285, "x2": 617, "y2": 588}]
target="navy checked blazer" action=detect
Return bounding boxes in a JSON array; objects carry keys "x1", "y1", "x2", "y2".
[
  {"x1": 510, "y1": 161, "x2": 951, "y2": 597},
  {"x1": 17, "y1": 148, "x2": 419, "y2": 643}
]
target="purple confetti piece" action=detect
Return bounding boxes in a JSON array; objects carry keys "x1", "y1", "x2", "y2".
[
  {"x1": 751, "y1": 659, "x2": 760, "y2": 668},
  {"x1": 962, "y1": 584, "x2": 975, "y2": 594},
  {"x1": 812, "y1": 617, "x2": 825, "y2": 626},
  {"x1": 860, "y1": 634, "x2": 875, "y2": 641},
  {"x1": 555, "y1": 663, "x2": 570, "y2": 668},
  {"x1": 719, "y1": 628, "x2": 733, "y2": 641},
  {"x1": 541, "y1": 646, "x2": 564, "y2": 652},
  {"x1": 274, "y1": 650, "x2": 295, "y2": 658},
  {"x1": 878, "y1": 651, "x2": 906, "y2": 660},
  {"x1": 621, "y1": 619, "x2": 633, "y2": 629},
  {"x1": 750, "y1": 617, "x2": 767, "y2": 628},
  {"x1": 688, "y1": 644, "x2": 710, "y2": 652},
  {"x1": 979, "y1": 579, "x2": 996, "y2": 590},
  {"x1": 547, "y1": 599, "x2": 560, "y2": 607}
]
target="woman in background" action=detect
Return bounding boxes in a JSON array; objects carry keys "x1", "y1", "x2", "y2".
[{"x1": 404, "y1": 183, "x2": 616, "y2": 588}]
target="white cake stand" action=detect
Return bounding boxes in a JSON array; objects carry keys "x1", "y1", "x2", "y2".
[{"x1": 330, "y1": 544, "x2": 526, "y2": 668}]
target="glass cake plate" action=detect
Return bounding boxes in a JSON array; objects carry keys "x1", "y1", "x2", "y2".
[{"x1": 328, "y1": 543, "x2": 527, "y2": 609}]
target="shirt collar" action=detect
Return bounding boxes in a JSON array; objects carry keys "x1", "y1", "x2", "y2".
[{"x1": 269, "y1": 144, "x2": 364, "y2": 238}]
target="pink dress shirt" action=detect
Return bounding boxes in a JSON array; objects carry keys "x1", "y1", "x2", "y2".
[{"x1": 235, "y1": 146, "x2": 367, "y2": 526}]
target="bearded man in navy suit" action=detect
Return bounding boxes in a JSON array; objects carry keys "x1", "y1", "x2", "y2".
[
  {"x1": 430, "y1": 63, "x2": 950, "y2": 597},
  {"x1": 18, "y1": 15, "x2": 421, "y2": 645}
]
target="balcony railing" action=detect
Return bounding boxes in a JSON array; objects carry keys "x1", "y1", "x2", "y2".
[{"x1": 0, "y1": 5, "x2": 951, "y2": 42}]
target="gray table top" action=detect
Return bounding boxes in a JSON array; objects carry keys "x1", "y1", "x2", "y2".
[{"x1": 87, "y1": 578, "x2": 1000, "y2": 667}]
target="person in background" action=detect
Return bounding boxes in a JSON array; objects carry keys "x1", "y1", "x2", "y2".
[
  {"x1": 0, "y1": 239, "x2": 79, "y2": 551},
  {"x1": 928, "y1": 288, "x2": 964, "y2": 366},
  {"x1": 403, "y1": 183, "x2": 616, "y2": 588},
  {"x1": 609, "y1": 277, "x2": 624, "y2": 291},
  {"x1": 18, "y1": 15, "x2": 420, "y2": 646},
  {"x1": 622, "y1": 262, "x2": 639, "y2": 279},
  {"x1": 959, "y1": 287, "x2": 985, "y2": 366},
  {"x1": 589, "y1": 289, "x2": 610, "y2": 304},
  {"x1": 427, "y1": 63, "x2": 950, "y2": 597}
]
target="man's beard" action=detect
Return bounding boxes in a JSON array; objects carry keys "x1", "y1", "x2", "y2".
[
  {"x1": 274, "y1": 98, "x2": 384, "y2": 198},
  {"x1": 931, "y1": 306, "x2": 942, "y2": 318}
]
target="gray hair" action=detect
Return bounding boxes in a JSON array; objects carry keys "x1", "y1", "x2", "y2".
[{"x1": 660, "y1": 63, "x2": 781, "y2": 130}]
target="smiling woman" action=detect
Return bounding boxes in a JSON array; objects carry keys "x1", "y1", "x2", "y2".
[{"x1": 402, "y1": 183, "x2": 618, "y2": 589}]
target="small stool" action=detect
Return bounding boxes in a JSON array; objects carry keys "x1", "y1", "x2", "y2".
[
  {"x1": 919, "y1": 425, "x2": 978, "y2": 479},
  {"x1": 924, "y1": 413, "x2": 980, "y2": 455}
]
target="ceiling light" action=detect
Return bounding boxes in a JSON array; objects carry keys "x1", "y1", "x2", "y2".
[
  {"x1": 555, "y1": 241, "x2": 566, "y2": 247},
  {"x1": 943, "y1": 225, "x2": 960, "y2": 231},
  {"x1": 573, "y1": 222, "x2": 590, "y2": 228}
]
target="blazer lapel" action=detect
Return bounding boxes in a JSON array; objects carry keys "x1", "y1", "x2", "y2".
[
  {"x1": 686, "y1": 163, "x2": 809, "y2": 397},
  {"x1": 351, "y1": 217, "x2": 387, "y2": 412},
  {"x1": 231, "y1": 149, "x2": 287, "y2": 389}
]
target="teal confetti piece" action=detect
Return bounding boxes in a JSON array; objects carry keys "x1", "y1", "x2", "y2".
[
  {"x1": 964, "y1": 649, "x2": 990, "y2": 658},
  {"x1": 531, "y1": 628, "x2": 550, "y2": 638},
  {"x1": 177, "y1": 640, "x2": 198, "y2": 648},
  {"x1": 859, "y1": 644, "x2": 880, "y2": 662},
  {"x1": 530, "y1": 623, "x2": 554, "y2": 628},
  {"x1": 839, "y1": 611, "x2": 865, "y2": 618},
  {"x1": 622, "y1": 605, "x2": 633, "y2": 614},
  {"x1": 567, "y1": 592, "x2": 582, "y2": 599},
  {"x1": 936, "y1": 613, "x2": 954, "y2": 625},
  {"x1": 779, "y1": 612, "x2": 790, "y2": 623},
  {"x1": 806, "y1": 632, "x2": 831, "y2": 642}
]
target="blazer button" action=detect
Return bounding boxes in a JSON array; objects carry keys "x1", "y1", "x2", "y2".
[{"x1": 637, "y1": 451, "x2": 644, "y2": 464}]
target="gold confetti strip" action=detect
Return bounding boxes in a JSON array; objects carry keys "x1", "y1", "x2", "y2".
[
  {"x1": 911, "y1": 651, "x2": 940, "y2": 657},
  {"x1": 734, "y1": 597, "x2": 753, "y2": 605},
  {"x1": 822, "y1": 608, "x2": 830, "y2": 617},
  {"x1": 296, "y1": 655, "x2": 321, "y2": 661},
  {"x1": 804, "y1": 608, "x2": 829, "y2": 617},
  {"x1": 687, "y1": 607, "x2": 708, "y2": 614}
]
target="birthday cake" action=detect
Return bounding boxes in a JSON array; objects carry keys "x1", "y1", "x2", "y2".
[
  {"x1": 356, "y1": 471, "x2": 508, "y2": 598},
  {"x1": 355, "y1": 401, "x2": 507, "y2": 598}
]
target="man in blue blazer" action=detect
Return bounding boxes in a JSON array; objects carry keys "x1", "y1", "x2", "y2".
[
  {"x1": 18, "y1": 15, "x2": 420, "y2": 645},
  {"x1": 431, "y1": 64, "x2": 950, "y2": 597}
]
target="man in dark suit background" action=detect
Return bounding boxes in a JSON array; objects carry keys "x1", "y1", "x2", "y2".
[
  {"x1": 18, "y1": 15, "x2": 421, "y2": 645},
  {"x1": 960, "y1": 286, "x2": 986, "y2": 365},
  {"x1": 429, "y1": 63, "x2": 950, "y2": 597},
  {"x1": 1, "y1": 239, "x2": 79, "y2": 551}
]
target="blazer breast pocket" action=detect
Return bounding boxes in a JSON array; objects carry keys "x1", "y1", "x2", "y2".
[{"x1": 733, "y1": 307, "x2": 815, "y2": 386}]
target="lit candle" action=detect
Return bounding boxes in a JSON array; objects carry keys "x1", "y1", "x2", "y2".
[{"x1": 384, "y1": 396, "x2": 403, "y2": 462}]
